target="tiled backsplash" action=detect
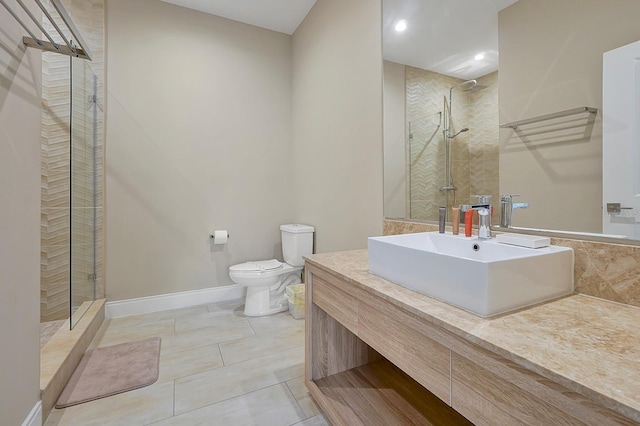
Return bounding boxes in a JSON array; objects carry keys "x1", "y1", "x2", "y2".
[{"x1": 383, "y1": 219, "x2": 640, "y2": 309}]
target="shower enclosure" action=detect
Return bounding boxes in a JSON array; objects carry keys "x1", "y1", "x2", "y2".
[
  {"x1": 69, "y1": 57, "x2": 102, "y2": 327},
  {"x1": 405, "y1": 66, "x2": 499, "y2": 222},
  {"x1": 4, "y1": 0, "x2": 109, "y2": 332}
]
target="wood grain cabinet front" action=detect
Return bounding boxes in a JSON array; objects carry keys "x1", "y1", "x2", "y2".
[
  {"x1": 358, "y1": 297, "x2": 452, "y2": 404},
  {"x1": 311, "y1": 275, "x2": 359, "y2": 335},
  {"x1": 451, "y1": 342, "x2": 637, "y2": 426}
]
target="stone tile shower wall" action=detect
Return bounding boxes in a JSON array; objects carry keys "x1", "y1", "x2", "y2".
[
  {"x1": 40, "y1": 0, "x2": 104, "y2": 322},
  {"x1": 405, "y1": 67, "x2": 498, "y2": 222}
]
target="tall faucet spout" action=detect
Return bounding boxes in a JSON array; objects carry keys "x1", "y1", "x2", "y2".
[{"x1": 500, "y1": 194, "x2": 528, "y2": 228}]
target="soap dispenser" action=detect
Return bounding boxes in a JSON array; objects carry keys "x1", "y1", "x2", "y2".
[
  {"x1": 471, "y1": 194, "x2": 493, "y2": 240},
  {"x1": 477, "y1": 208, "x2": 490, "y2": 239}
]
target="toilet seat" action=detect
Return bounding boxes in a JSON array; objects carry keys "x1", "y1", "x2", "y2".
[
  {"x1": 229, "y1": 259, "x2": 302, "y2": 285},
  {"x1": 230, "y1": 259, "x2": 283, "y2": 273}
]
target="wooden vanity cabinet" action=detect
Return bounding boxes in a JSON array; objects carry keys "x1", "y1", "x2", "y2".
[
  {"x1": 305, "y1": 263, "x2": 637, "y2": 426},
  {"x1": 305, "y1": 264, "x2": 469, "y2": 425},
  {"x1": 449, "y1": 341, "x2": 636, "y2": 426}
]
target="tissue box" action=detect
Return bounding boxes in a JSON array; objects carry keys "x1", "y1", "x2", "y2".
[{"x1": 495, "y1": 233, "x2": 550, "y2": 248}]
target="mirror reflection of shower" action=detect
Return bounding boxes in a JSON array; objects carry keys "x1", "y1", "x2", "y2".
[
  {"x1": 441, "y1": 79, "x2": 486, "y2": 220},
  {"x1": 403, "y1": 66, "x2": 498, "y2": 223}
]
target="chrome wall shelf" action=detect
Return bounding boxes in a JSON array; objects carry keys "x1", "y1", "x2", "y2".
[{"x1": 500, "y1": 106, "x2": 597, "y2": 130}]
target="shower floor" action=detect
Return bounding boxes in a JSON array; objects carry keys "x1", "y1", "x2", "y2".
[{"x1": 41, "y1": 320, "x2": 67, "y2": 349}]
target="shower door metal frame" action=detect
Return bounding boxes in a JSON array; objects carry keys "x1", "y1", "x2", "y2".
[{"x1": 69, "y1": 58, "x2": 99, "y2": 328}]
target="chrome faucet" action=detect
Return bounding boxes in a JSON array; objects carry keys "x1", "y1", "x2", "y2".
[
  {"x1": 500, "y1": 194, "x2": 529, "y2": 228},
  {"x1": 471, "y1": 195, "x2": 492, "y2": 239}
]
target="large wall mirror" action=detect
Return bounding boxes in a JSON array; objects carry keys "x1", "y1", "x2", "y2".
[{"x1": 383, "y1": 0, "x2": 640, "y2": 241}]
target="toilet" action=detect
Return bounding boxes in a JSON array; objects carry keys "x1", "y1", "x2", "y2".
[{"x1": 229, "y1": 224, "x2": 314, "y2": 316}]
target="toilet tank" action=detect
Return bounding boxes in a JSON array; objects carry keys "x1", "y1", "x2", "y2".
[{"x1": 280, "y1": 224, "x2": 314, "y2": 267}]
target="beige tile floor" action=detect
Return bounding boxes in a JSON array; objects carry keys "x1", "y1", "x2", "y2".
[{"x1": 44, "y1": 299, "x2": 329, "y2": 426}]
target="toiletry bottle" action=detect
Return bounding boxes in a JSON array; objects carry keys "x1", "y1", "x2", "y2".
[
  {"x1": 438, "y1": 207, "x2": 446, "y2": 233},
  {"x1": 465, "y1": 209, "x2": 473, "y2": 237},
  {"x1": 451, "y1": 207, "x2": 460, "y2": 235},
  {"x1": 460, "y1": 205, "x2": 473, "y2": 237}
]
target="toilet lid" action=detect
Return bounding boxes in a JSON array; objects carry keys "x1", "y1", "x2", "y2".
[{"x1": 230, "y1": 259, "x2": 284, "y2": 273}]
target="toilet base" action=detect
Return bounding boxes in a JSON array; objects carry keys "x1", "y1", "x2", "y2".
[{"x1": 244, "y1": 286, "x2": 288, "y2": 316}]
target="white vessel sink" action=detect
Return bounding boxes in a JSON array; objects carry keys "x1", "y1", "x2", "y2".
[{"x1": 367, "y1": 232, "x2": 574, "y2": 317}]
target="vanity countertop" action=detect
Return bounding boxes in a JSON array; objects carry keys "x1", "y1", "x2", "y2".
[{"x1": 305, "y1": 249, "x2": 640, "y2": 422}]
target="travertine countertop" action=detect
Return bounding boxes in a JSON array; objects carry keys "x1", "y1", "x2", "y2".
[{"x1": 306, "y1": 249, "x2": 640, "y2": 423}]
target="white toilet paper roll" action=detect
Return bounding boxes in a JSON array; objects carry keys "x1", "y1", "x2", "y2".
[{"x1": 213, "y1": 230, "x2": 228, "y2": 245}]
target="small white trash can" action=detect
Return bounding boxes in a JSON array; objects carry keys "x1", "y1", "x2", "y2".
[{"x1": 285, "y1": 283, "x2": 305, "y2": 319}]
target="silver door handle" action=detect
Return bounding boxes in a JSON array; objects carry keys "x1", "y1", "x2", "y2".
[{"x1": 607, "y1": 203, "x2": 633, "y2": 214}]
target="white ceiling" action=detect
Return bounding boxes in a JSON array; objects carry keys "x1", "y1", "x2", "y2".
[
  {"x1": 384, "y1": 0, "x2": 519, "y2": 80},
  {"x1": 159, "y1": 0, "x2": 317, "y2": 35},
  {"x1": 160, "y1": 0, "x2": 518, "y2": 80}
]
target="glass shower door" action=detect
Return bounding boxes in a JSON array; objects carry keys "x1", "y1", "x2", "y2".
[{"x1": 69, "y1": 57, "x2": 100, "y2": 328}]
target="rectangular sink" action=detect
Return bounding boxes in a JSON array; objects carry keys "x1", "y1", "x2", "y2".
[{"x1": 368, "y1": 232, "x2": 574, "y2": 317}]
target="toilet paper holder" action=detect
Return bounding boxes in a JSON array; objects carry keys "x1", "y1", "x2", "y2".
[{"x1": 209, "y1": 231, "x2": 230, "y2": 240}]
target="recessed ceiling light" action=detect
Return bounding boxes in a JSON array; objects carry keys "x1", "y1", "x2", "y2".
[
  {"x1": 474, "y1": 53, "x2": 485, "y2": 61},
  {"x1": 395, "y1": 20, "x2": 407, "y2": 32}
]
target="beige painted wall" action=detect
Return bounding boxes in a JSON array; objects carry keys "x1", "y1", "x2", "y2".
[
  {"x1": 0, "y1": 11, "x2": 42, "y2": 425},
  {"x1": 292, "y1": 0, "x2": 383, "y2": 252},
  {"x1": 383, "y1": 60, "x2": 406, "y2": 218},
  {"x1": 106, "y1": 0, "x2": 294, "y2": 301},
  {"x1": 499, "y1": 0, "x2": 640, "y2": 232}
]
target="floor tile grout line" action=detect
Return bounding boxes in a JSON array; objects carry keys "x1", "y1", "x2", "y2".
[
  {"x1": 160, "y1": 340, "x2": 226, "y2": 358},
  {"x1": 160, "y1": 320, "x2": 256, "y2": 356},
  {"x1": 217, "y1": 342, "x2": 226, "y2": 366},
  {"x1": 171, "y1": 344, "x2": 304, "y2": 383},
  {"x1": 284, "y1": 379, "x2": 312, "y2": 422},
  {"x1": 246, "y1": 317, "x2": 258, "y2": 335},
  {"x1": 217, "y1": 325, "x2": 304, "y2": 366},
  {"x1": 241, "y1": 321, "x2": 304, "y2": 337},
  {"x1": 173, "y1": 380, "x2": 300, "y2": 419},
  {"x1": 174, "y1": 316, "x2": 249, "y2": 334},
  {"x1": 220, "y1": 342, "x2": 305, "y2": 368},
  {"x1": 108, "y1": 305, "x2": 210, "y2": 322},
  {"x1": 219, "y1": 323, "x2": 304, "y2": 343}
]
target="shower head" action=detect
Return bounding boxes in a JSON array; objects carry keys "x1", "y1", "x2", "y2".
[
  {"x1": 448, "y1": 80, "x2": 478, "y2": 115},
  {"x1": 464, "y1": 84, "x2": 488, "y2": 93},
  {"x1": 448, "y1": 128, "x2": 469, "y2": 138},
  {"x1": 450, "y1": 80, "x2": 477, "y2": 92}
]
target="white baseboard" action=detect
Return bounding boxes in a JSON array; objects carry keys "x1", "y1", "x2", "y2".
[
  {"x1": 106, "y1": 284, "x2": 246, "y2": 318},
  {"x1": 22, "y1": 401, "x2": 41, "y2": 426}
]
